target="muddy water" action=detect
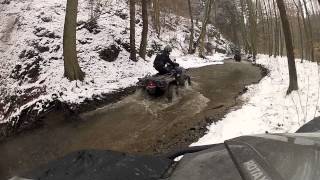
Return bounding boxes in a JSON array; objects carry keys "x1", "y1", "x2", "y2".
[{"x1": 0, "y1": 61, "x2": 263, "y2": 178}]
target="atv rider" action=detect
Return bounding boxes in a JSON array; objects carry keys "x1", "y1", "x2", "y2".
[{"x1": 154, "y1": 45, "x2": 179, "y2": 75}]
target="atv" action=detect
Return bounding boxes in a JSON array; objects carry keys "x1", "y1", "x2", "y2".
[{"x1": 137, "y1": 64, "x2": 191, "y2": 101}]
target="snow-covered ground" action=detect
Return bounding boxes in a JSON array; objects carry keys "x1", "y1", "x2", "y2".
[
  {"x1": 193, "y1": 55, "x2": 320, "y2": 146},
  {"x1": 0, "y1": 0, "x2": 230, "y2": 125}
]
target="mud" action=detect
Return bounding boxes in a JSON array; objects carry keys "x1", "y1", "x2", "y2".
[{"x1": 0, "y1": 61, "x2": 266, "y2": 179}]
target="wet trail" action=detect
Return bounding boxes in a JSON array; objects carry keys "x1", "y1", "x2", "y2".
[
  {"x1": 0, "y1": 61, "x2": 263, "y2": 178},
  {"x1": 78, "y1": 82, "x2": 209, "y2": 151}
]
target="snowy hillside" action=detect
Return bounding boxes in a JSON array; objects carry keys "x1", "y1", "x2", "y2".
[{"x1": 0, "y1": 0, "x2": 231, "y2": 131}]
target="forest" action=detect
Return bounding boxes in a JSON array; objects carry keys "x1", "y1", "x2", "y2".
[{"x1": 1, "y1": 0, "x2": 320, "y2": 179}]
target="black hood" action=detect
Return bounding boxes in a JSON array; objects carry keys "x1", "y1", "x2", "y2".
[{"x1": 168, "y1": 133, "x2": 320, "y2": 180}]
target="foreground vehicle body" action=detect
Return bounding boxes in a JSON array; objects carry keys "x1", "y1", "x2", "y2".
[{"x1": 16, "y1": 117, "x2": 320, "y2": 180}]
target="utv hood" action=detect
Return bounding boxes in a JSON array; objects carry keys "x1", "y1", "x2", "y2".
[{"x1": 168, "y1": 133, "x2": 320, "y2": 180}]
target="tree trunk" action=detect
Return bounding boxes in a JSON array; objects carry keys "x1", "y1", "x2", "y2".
[
  {"x1": 297, "y1": 0, "x2": 311, "y2": 61},
  {"x1": 153, "y1": 0, "x2": 160, "y2": 37},
  {"x1": 292, "y1": 0, "x2": 303, "y2": 61},
  {"x1": 257, "y1": 0, "x2": 266, "y2": 54},
  {"x1": 296, "y1": 9, "x2": 304, "y2": 62},
  {"x1": 276, "y1": 0, "x2": 298, "y2": 94},
  {"x1": 302, "y1": 0, "x2": 315, "y2": 62},
  {"x1": 139, "y1": 0, "x2": 148, "y2": 59},
  {"x1": 280, "y1": 23, "x2": 284, "y2": 57},
  {"x1": 199, "y1": 0, "x2": 213, "y2": 58},
  {"x1": 246, "y1": 0, "x2": 257, "y2": 59},
  {"x1": 297, "y1": 0, "x2": 311, "y2": 60},
  {"x1": 63, "y1": 0, "x2": 84, "y2": 81},
  {"x1": 187, "y1": 0, "x2": 195, "y2": 54},
  {"x1": 272, "y1": 0, "x2": 279, "y2": 57},
  {"x1": 310, "y1": 0, "x2": 317, "y2": 17},
  {"x1": 262, "y1": 0, "x2": 271, "y2": 55},
  {"x1": 129, "y1": 0, "x2": 137, "y2": 61},
  {"x1": 231, "y1": 16, "x2": 239, "y2": 48},
  {"x1": 267, "y1": 0, "x2": 274, "y2": 56}
]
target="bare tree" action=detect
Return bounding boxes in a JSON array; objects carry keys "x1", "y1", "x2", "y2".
[
  {"x1": 187, "y1": 0, "x2": 195, "y2": 54},
  {"x1": 153, "y1": 0, "x2": 161, "y2": 36},
  {"x1": 246, "y1": 0, "x2": 257, "y2": 59},
  {"x1": 139, "y1": 0, "x2": 148, "y2": 59},
  {"x1": 241, "y1": 0, "x2": 251, "y2": 53},
  {"x1": 63, "y1": 0, "x2": 85, "y2": 81},
  {"x1": 302, "y1": 0, "x2": 315, "y2": 62},
  {"x1": 276, "y1": 0, "x2": 298, "y2": 94},
  {"x1": 272, "y1": 0, "x2": 279, "y2": 57},
  {"x1": 280, "y1": 20, "x2": 284, "y2": 56},
  {"x1": 199, "y1": 0, "x2": 214, "y2": 58},
  {"x1": 292, "y1": 0, "x2": 304, "y2": 62},
  {"x1": 257, "y1": 0, "x2": 267, "y2": 54},
  {"x1": 129, "y1": 0, "x2": 137, "y2": 61},
  {"x1": 267, "y1": 0, "x2": 274, "y2": 56}
]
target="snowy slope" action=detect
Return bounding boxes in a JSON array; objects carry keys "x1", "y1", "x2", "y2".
[
  {"x1": 0, "y1": 0, "x2": 230, "y2": 125},
  {"x1": 193, "y1": 55, "x2": 320, "y2": 146}
]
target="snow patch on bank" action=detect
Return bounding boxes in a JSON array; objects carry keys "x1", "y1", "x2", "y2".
[
  {"x1": 175, "y1": 53, "x2": 225, "y2": 69},
  {"x1": 193, "y1": 55, "x2": 320, "y2": 146}
]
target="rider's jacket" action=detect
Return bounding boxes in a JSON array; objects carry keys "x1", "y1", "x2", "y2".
[{"x1": 153, "y1": 51, "x2": 175, "y2": 69}]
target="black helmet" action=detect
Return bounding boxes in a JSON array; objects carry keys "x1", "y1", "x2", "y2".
[{"x1": 164, "y1": 45, "x2": 172, "y2": 53}]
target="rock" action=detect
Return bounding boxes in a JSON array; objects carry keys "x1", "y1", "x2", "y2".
[
  {"x1": 37, "y1": 45, "x2": 49, "y2": 53},
  {"x1": 33, "y1": 27, "x2": 60, "y2": 39},
  {"x1": 19, "y1": 49, "x2": 38, "y2": 59},
  {"x1": 115, "y1": 39, "x2": 130, "y2": 52},
  {"x1": 215, "y1": 47, "x2": 226, "y2": 54},
  {"x1": 120, "y1": 30, "x2": 127, "y2": 35},
  {"x1": 99, "y1": 45, "x2": 121, "y2": 62},
  {"x1": 82, "y1": 19, "x2": 101, "y2": 34},
  {"x1": 0, "y1": 0, "x2": 10, "y2": 4},
  {"x1": 78, "y1": 38, "x2": 93, "y2": 45},
  {"x1": 29, "y1": 40, "x2": 50, "y2": 53},
  {"x1": 52, "y1": 45, "x2": 60, "y2": 52},
  {"x1": 49, "y1": 57, "x2": 59, "y2": 60},
  {"x1": 77, "y1": 20, "x2": 86, "y2": 27},
  {"x1": 11, "y1": 56, "x2": 42, "y2": 84},
  {"x1": 115, "y1": 10, "x2": 128, "y2": 20},
  {"x1": 19, "y1": 50, "x2": 27, "y2": 59},
  {"x1": 147, "y1": 49, "x2": 154, "y2": 58},
  {"x1": 78, "y1": 39, "x2": 88, "y2": 45},
  {"x1": 41, "y1": 16, "x2": 52, "y2": 22}
]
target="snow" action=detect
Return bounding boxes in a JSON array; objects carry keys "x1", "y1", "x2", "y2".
[
  {"x1": 175, "y1": 53, "x2": 226, "y2": 69},
  {"x1": 0, "y1": 0, "x2": 231, "y2": 124},
  {"x1": 193, "y1": 55, "x2": 320, "y2": 146}
]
